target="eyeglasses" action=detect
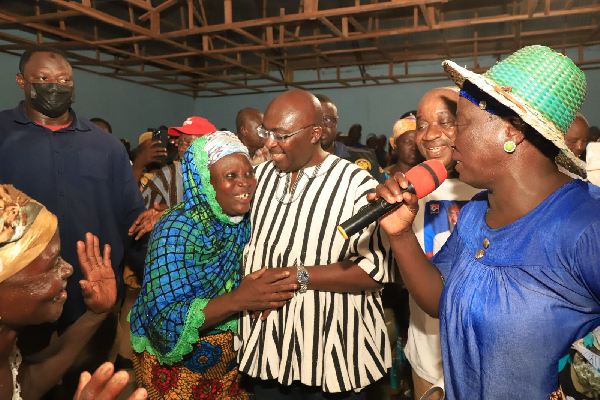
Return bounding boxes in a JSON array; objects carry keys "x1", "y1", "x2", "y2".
[
  {"x1": 323, "y1": 115, "x2": 338, "y2": 128},
  {"x1": 256, "y1": 124, "x2": 317, "y2": 142}
]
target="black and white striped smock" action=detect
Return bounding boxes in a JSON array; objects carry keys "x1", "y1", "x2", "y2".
[{"x1": 237, "y1": 155, "x2": 392, "y2": 393}]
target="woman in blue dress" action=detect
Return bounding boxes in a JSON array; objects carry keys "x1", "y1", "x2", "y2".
[{"x1": 372, "y1": 46, "x2": 600, "y2": 399}]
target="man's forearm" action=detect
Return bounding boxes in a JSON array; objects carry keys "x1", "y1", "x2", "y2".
[{"x1": 306, "y1": 260, "x2": 383, "y2": 293}]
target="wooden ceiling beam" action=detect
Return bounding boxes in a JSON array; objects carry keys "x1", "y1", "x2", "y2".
[
  {"x1": 0, "y1": 10, "x2": 240, "y2": 94},
  {"x1": 528, "y1": 0, "x2": 541, "y2": 17},
  {"x1": 122, "y1": 0, "x2": 155, "y2": 12},
  {"x1": 159, "y1": 0, "x2": 448, "y2": 38},
  {"x1": 318, "y1": 16, "x2": 345, "y2": 38},
  {"x1": 0, "y1": 31, "x2": 198, "y2": 97},
  {"x1": 224, "y1": 0, "x2": 232, "y2": 24},
  {"x1": 347, "y1": 16, "x2": 391, "y2": 61},
  {"x1": 0, "y1": 10, "x2": 80, "y2": 24},
  {"x1": 266, "y1": 23, "x2": 598, "y2": 64},
  {"x1": 166, "y1": 5, "x2": 600, "y2": 55},
  {"x1": 139, "y1": 0, "x2": 180, "y2": 21},
  {"x1": 56, "y1": 2, "x2": 600, "y2": 54},
  {"x1": 4, "y1": 0, "x2": 600, "y2": 96},
  {"x1": 564, "y1": 0, "x2": 577, "y2": 10},
  {"x1": 232, "y1": 28, "x2": 268, "y2": 46},
  {"x1": 177, "y1": 36, "x2": 600, "y2": 85},
  {"x1": 419, "y1": 4, "x2": 435, "y2": 28},
  {"x1": 43, "y1": 0, "x2": 291, "y2": 86},
  {"x1": 213, "y1": 34, "x2": 239, "y2": 47}
]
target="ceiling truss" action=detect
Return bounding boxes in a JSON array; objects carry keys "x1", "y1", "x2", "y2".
[{"x1": 0, "y1": 0, "x2": 599, "y2": 97}]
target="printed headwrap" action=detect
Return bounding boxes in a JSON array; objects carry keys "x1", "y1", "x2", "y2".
[
  {"x1": 0, "y1": 185, "x2": 57, "y2": 283},
  {"x1": 390, "y1": 115, "x2": 417, "y2": 149},
  {"x1": 130, "y1": 131, "x2": 251, "y2": 365},
  {"x1": 204, "y1": 130, "x2": 250, "y2": 169}
]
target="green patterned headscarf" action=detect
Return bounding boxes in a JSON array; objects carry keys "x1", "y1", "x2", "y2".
[{"x1": 130, "y1": 132, "x2": 251, "y2": 364}]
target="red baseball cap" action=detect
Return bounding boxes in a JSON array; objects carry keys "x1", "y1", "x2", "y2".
[{"x1": 168, "y1": 116, "x2": 216, "y2": 137}]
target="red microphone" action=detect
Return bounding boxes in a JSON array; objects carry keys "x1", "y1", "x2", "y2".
[{"x1": 337, "y1": 160, "x2": 447, "y2": 239}]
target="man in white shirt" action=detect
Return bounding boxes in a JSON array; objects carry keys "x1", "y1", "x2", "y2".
[
  {"x1": 403, "y1": 87, "x2": 480, "y2": 400},
  {"x1": 238, "y1": 89, "x2": 392, "y2": 399}
]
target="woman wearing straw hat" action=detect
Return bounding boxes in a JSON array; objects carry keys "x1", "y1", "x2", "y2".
[{"x1": 370, "y1": 45, "x2": 600, "y2": 399}]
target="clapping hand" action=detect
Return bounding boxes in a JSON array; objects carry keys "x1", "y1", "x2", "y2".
[{"x1": 76, "y1": 233, "x2": 116, "y2": 315}]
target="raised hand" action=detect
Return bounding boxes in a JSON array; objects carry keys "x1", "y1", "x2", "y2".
[
  {"x1": 132, "y1": 139, "x2": 167, "y2": 170},
  {"x1": 128, "y1": 201, "x2": 168, "y2": 240},
  {"x1": 366, "y1": 172, "x2": 420, "y2": 237},
  {"x1": 77, "y1": 233, "x2": 116, "y2": 315}
]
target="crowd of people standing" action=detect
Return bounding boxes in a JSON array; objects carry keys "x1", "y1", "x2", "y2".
[{"x1": 0, "y1": 44, "x2": 598, "y2": 400}]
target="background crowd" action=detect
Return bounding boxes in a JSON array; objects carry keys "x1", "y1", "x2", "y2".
[{"x1": 0, "y1": 44, "x2": 598, "y2": 400}]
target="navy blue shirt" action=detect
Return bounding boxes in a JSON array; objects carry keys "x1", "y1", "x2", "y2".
[
  {"x1": 333, "y1": 141, "x2": 386, "y2": 183},
  {"x1": 0, "y1": 102, "x2": 146, "y2": 322}
]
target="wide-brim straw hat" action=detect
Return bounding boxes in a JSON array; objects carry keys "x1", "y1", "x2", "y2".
[{"x1": 442, "y1": 45, "x2": 587, "y2": 177}]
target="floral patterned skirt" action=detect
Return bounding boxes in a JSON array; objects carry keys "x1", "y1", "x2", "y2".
[{"x1": 133, "y1": 330, "x2": 253, "y2": 400}]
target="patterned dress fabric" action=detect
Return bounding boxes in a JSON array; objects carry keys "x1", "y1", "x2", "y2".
[
  {"x1": 129, "y1": 133, "x2": 253, "y2": 399},
  {"x1": 134, "y1": 331, "x2": 251, "y2": 400}
]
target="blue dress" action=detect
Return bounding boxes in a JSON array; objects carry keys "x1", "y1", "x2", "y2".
[{"x1": 431, "y1": 180, "x2": 600, "y2": 399}]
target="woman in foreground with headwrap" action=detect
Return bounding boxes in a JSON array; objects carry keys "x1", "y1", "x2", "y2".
[
  {"x1": 129, "y1": 131, "x2": 297, "y2": 399},
  {"x1": 371, "y1": 46, "x2": 600, "y2": 399},
  {"x1": 0, "y1": 184, "x2": 145, "y2": 399}
]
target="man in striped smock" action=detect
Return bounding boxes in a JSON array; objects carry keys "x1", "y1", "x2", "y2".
[{"x1": 238, "y1": 89, "x2": 392, "y2": 399}]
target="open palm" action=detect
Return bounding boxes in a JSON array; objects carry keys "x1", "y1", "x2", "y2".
[{"x1": 76, "y1": 232, "x2": 116, "y2": 315}]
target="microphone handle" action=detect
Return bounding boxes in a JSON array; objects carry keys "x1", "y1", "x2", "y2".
[{"x1": 337, "y1": 182, "x2": 415, "y2": 240}]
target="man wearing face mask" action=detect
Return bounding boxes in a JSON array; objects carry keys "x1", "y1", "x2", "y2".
[{"x1": 0, "y1": 46, "x2": 147, "y2": 398}]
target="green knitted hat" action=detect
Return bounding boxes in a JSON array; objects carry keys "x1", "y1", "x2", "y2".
[{"x1": 443, "y1": 45, "x2": 587, "y2": 177}]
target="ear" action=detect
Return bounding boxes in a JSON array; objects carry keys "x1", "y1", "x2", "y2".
[
  {"x1": 16, "y1": 73, "x2": 25, "y2": 90},
  {"x1": 504, "y1": 116, "x2": 527, "y2": 146},
  {"x1": 310, "y1": 126, "x2": 323, "y2": 144}
]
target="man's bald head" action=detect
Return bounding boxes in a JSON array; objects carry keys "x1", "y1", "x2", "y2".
[
  {"x1": 235, "y1": 107, "x2": 264, "y2": 155},
  {"x1": 263, "y1": 89, "x2": 326, "y2": 172},
  {"x1": 265, "y1": 89, "x2": 323, "y2": 128},
  {"x1": 236, "y1": 108, "x2": 262, "y2": 132}
]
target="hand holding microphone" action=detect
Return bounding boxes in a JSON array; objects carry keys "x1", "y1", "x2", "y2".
[{"x1": 338, "y1": 160, "x2": 447, "y2": 239}]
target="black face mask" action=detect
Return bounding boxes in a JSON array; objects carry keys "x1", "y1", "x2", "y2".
[{"x1": 28, "y1": 82, "x2": 75, "y2": 118}]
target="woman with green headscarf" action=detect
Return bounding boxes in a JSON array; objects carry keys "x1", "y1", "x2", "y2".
[{"x1": 130, "y1": 130, "x2": 297, "y2": 399}]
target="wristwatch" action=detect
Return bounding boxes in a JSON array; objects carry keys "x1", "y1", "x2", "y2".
[{"x1": 296, "y1": 265, "x2": 309, "y2": 294}]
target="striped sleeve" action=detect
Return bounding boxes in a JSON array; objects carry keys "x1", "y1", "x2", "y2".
[{"x1": 347, "y1": 169, "x2": 391, "y2": 283}]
